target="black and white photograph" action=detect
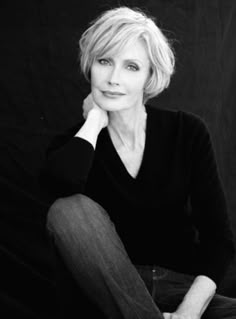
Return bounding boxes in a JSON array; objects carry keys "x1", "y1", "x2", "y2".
[{"x1": 1, "y1": 1, "x2": 236, "y2": 318}]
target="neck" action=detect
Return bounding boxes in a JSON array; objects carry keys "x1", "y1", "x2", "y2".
[{"x1": 108, "y1": 104, "x2": 147, "y2": 150}]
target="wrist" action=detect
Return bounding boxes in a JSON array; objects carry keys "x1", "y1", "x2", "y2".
[
  {"x1": 176, "y1": 304, "x2": 201, "y2": 318},
  {"x1": 75, "y1": 109, "x2": 105, "y2": 148},
  {"x1": 88, "y1": 108, "x2": 107, "y2": 130},
  {"x1": 175, "y1": 275, "x2": 216, "y2": 317},
  {"x1": 194, "y1": 275, "x2": 217, "y2": 290}
]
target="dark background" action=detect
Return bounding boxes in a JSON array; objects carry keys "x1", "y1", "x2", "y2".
[{"x1": 0, "y1": 0, "x2": 236, "y2": 317}]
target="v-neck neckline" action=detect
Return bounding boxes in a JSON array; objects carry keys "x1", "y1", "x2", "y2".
[{"x1": 103, "y1": 106, "x2": 150, "y2": 182}]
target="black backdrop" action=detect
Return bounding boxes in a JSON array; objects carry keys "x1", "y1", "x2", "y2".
[{"x1": 0, "y1": 0, "x2": 236, "y2": 317}]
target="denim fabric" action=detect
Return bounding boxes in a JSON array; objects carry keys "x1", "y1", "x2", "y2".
[
  {"x1": 136, "y1": 265, "x2": 236, "y2": 318},
  {"x1": 47, "y1": 194, "x2": 236, "y2": 319}
]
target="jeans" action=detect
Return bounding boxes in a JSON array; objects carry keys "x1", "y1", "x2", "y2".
[{"x1": 47, "y1": 193, "x2": 236, "y2": 319}]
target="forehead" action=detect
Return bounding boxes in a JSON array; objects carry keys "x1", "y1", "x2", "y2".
[{"x1": 105, "y1": 39, "x2": 150, "y2": 65}]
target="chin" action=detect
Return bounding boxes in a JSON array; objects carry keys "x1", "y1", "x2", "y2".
[{"x1": 96, "y1": 99, "x2": 128, "y2": 112}]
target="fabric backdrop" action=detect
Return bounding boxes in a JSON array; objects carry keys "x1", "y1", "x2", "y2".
[{"x1": 0, "y1": 0, "x2": 236, "y2": 317}]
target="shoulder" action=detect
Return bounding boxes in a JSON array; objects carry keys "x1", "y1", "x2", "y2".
[{"x1": 146, "y1": 104, "x2": 210, "y2": 138}]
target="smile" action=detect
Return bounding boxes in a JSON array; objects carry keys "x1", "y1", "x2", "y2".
[{"x1": 102, "y1": 91, "x2": 125, "y2": 98}]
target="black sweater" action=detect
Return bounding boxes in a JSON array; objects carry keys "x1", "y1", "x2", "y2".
[{"x1": 46, "y1": 105, "x2": 235, "y2": 285}]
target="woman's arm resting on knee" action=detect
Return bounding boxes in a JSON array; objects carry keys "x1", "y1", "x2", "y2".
[{"x1": 163, "y1": 275, "x2": 216, "y2": 319}]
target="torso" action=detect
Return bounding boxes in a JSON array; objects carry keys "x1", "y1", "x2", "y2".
[
  {"x1": 107, "y1": 108, "x2": 147, "y2": 179},
  {"x1": 87, "y1": 105, "x2": 196, "y2": 268},
  {"x1": 114, "y1": 143, "x2": 145, "y2": 178},
  {"x1": 107, "y1": 125, "x2": 146, "y2": 179}
]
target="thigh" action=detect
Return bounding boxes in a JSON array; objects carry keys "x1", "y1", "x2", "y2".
[
  {"x1": 136, "y1": 265, "x2": 194, "y2": 313},
  {"x1": 48, "y1": 196, "x2": 164, "y2": 319},
  {"x1": 154, "y1": 268, "x2": 236, "y2": 318},
  {"x1": 202, "y1": 293, "x2": 236, "y2": 319},
  {"x1": 136, "y1": 265, "x2": 236, "y2": 318},
  {"x1": 154, "y1": 267, "x2": 194, "y2": 313}
]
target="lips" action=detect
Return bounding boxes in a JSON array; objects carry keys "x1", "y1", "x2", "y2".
[{"x1": 102, "y1": 90, "x2": 125, "y2": 97}]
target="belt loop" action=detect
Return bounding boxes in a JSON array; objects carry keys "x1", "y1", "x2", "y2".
[{"x1": 151, "y1": 266, "x2": 158, "y2": 299}]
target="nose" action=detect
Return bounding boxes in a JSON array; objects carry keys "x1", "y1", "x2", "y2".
[{"x1": 108, "y1": 66, "x2": 120, "y2": 86}]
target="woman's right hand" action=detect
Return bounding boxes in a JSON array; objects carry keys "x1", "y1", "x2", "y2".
[
  {"x1": 75, "y1": 93, "x2": 108, "y2": 148},
  {"x1": 82, "y1": 93, "x2": 108, "y2": 129}
]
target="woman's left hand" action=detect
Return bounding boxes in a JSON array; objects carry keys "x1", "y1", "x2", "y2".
[
  {"x1": 162, "y1": 275, "x2": 216, "y2": 319},
  {"x1": 163, "y1": 312, "x2": 200, "y2": 319}
]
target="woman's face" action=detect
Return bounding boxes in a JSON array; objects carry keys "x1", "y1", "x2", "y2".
[{"x1": 90, "y1": 39, "x2": 151, "y2": 112}]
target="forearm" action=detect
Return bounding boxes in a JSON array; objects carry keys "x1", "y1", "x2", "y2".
[{"x1": 175, "y1": 275, "x2": 216, "y2": 317}]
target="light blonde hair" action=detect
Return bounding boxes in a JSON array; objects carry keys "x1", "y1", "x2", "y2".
[{"x1": 79, "y1": 7, "x2": 175, "y2": 102}]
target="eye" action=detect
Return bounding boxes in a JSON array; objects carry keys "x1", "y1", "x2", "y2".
[
  {"x1": 98, "y1": 58, "x2": 111, "y2": 66},
  {"x1": 127, "y1": 63, "x2": 139, "y2": 71}
]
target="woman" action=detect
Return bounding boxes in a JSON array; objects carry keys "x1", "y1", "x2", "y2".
[{"x1": 45, "y1": 6, "x2": 236, "y2": 319}]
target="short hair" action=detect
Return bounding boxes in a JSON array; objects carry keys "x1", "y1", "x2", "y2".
[{"x1": 79, "y1": 6, "x2": 175, "y2": 102}]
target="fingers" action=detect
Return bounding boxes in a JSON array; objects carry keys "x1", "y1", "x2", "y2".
[
  {"x1": 163, "y1": 313, "x2": 176, "y2": 319},
  {"x1": 82, "y1": 93, "x2": 109, "y2": 129},
  {"x1": 163, "y1": 314, "x2": 181, "y2": 319},
  {"x1": 163, "y1": 313, "x2": 186, "y2": 319},
  {"x1": 163, "y1": 313, "x2": 196, "y2": 319},
  {"x1": 82, "y1": 93, "x2": 95, "y2": 119}
]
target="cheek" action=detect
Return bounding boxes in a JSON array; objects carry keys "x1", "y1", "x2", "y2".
[
  {"x1": 90, "y1": 64, "x2": 102, "y2": 87},
  {"x1": 90, "y1": 69, "x2": 97, "y2": 88},
  {"x1": 126, "y1": 78, "x2": 147, "y2": 95}
]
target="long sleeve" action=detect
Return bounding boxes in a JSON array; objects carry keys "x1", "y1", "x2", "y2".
[
  {"x1": 43, "y1": 124, "x2": 95, "y2": 198},
  {"x1": 187, "y1": 114, "x2": 235, "y2": 285}
]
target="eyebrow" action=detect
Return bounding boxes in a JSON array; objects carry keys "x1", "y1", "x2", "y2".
[
  {"x1": 107, "y1": 57, "x2": 144, "y2": 66},
  {"x1": 124, "y1": 59, "x2": 142, "y2": 64}
]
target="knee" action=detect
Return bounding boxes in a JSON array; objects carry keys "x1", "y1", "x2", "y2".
[
  {"x1": 47, "y1": 194, "x2": 110, "y2": 236},
  {"x1": 47, "y1": 194, "x2": 85, "y2": 232}
]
